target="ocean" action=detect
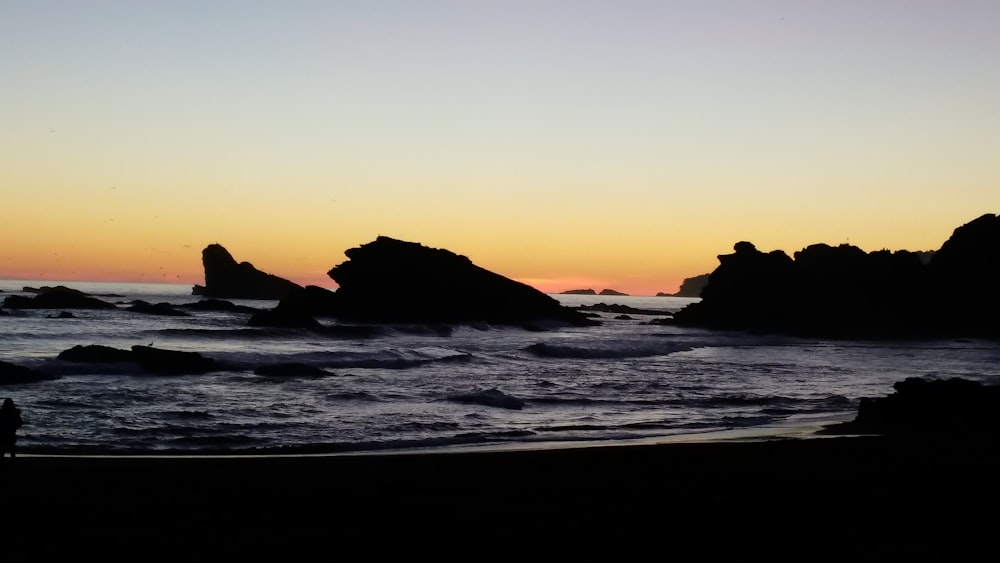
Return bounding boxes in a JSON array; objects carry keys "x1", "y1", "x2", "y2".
[{"x1": 2, "y1": 279, "x2": 999, "y2": 455}]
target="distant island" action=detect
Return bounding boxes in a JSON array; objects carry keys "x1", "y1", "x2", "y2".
[{"x1": 560, "y1": 288, "x2": 629, "y2": 296}]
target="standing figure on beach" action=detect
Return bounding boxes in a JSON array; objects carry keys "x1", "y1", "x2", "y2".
[{"x1": 0, "y1": 398, "x2": 24, "y2": 460}]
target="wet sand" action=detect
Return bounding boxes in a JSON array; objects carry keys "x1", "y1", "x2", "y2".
[{"x1": 3, "y1": 434, "x2": 998, "y2": 557}]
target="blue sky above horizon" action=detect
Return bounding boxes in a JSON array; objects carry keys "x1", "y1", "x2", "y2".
[{"x1": 2, "y1": 1, "x2": 997, "y2": 295}]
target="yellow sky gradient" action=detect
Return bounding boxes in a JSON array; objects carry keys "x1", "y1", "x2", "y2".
[{"x1": 2, "y1": 2, "x2": 998, "y2": 295}]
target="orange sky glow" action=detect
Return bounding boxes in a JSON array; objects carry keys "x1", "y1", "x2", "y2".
[{"x1": 2, "y1": 2, "x2": 997, "y2": 296}]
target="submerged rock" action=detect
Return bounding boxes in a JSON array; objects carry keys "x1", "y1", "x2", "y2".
[
  {"x1": 448, "y1": 388, "x2": 525, "y2": 410},
  {"x1": 126, "y1": 300, "x2": 189, "y2": 316},
  {"x1": 253, "y1": 362, "x2": 331, "y2": 377},
  {"x1": 0, "y1": 360, "x2": 56, "y2": 385}
]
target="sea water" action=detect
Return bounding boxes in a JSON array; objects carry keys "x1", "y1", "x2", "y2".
[{"x1": 2, "y1": 279, "x2": 999, "y2": 455}]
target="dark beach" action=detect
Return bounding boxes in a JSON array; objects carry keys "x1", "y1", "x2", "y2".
[{"x1": 4, "y1": 434, "x2": 999, "y2": 557}]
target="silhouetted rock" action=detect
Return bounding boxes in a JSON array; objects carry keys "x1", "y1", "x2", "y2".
[
  {"x1": 272, "y1": 285, "x2": 341, "y2": 318},
  {"x1": 58, "y1": 344, "x2": 135, "y2": 363},
  {"x1": 561, "y1": 289, "x2": 597, "y2": 295},
  {"x1": 3, "y1": 286, "x2": 117, "y2": 310},
  {"x1": 0, "y1": 360, "x2": 55, "y2": 384},
  {"x1": 820, "y1": 377, "x2": 1000, "y2": 435},
  {"x1": 926, "y1": 213, "x2": 1000, "y2": 336},
  {"x1": 673, "y1": 241, "x2": 796, "y2": 332},
  {"x1": 130, "y1": 345, "x2": 220, "y2": 375},
  {"x1": 23, "y1": 285, "x2": 124, "y2": 298},
  {"x1": 192, "y1": 244, "x2": 303, "y2": 300},
  {"x1": 673, "y1": 213, "x2": 1000, "y2": 339},
  {"x1": 57, "y1": 344, "x2": 220, "y2": 375},
  {"x1": 669, "y1": 274, "x2": 710, "y2": 297},
  {"x1": 598, "y1": 289, "x2": 627, "y2": 296},
  {"x1": 320, "y1": 237, "x2": 596, "y2": 327}
]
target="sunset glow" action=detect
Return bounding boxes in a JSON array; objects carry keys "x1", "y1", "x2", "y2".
[{"x1": 2, "y1": 1, "x2": 997, "y2": 296}]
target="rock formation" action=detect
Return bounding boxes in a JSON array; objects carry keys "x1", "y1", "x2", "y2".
[
  {"x1": 315, "y1": 236, "x2": 596, "y2": 327},
  {"x1": 3, "y1": 286, "x2": 117, "y2": 310},
  {"x1": 559, "y1": 288, "x2": 627, "y2": 296},
  {"x1": 192, "y1": 244, "x2": 302, "y2": 300},
  {"x1": 820, "y1": 377, "x2": 1000, "y2": 435},
  {"x1": 667, "y1": 274, "x2": 710, "y2": 297},
  {"x1": 673, "y1": 213, "x2": 1000, "y2": 339},
  {"x1": 57, "y1": 344, "x2": 222, "y2": 375},
  {"x1": 0, "y1": 360, "x2": 56, "y2": 384}
]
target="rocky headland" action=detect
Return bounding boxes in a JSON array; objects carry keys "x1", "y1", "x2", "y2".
[{"x1": 673, "y1": 213, "x2": 1000, "y2": 340}]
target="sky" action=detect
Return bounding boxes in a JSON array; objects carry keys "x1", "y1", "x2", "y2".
[{"x1": 2, "y1": 1, "x2": 998, "y2": 296}]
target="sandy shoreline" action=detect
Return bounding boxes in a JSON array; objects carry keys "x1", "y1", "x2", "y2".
[{"x1": 3, "y1": 433, "x2": 999, "y2": 556}]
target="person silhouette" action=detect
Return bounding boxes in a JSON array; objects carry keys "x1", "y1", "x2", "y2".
[{"x1": 0, "y1": 398, "x2": 24, "y2": 460}]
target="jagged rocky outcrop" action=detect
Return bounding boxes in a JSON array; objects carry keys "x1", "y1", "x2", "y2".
[
  {"x1": 673, "y1": 213, "x2": 1000, "y2": 339},
  {"x1": 285, "y1": 236, "x2": 596, "y2": 327},
  {"x1": 820, "y1": 377, "x2": 1000, "y2": 435},
  {"x1": 192, "y1": 244, "x2": 303, "y2": 300}
]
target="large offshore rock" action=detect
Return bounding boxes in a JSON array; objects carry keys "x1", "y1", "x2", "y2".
[
  {"x1": 323, "y1": 236, "x2": 596, "y2": 327},
  {"x1": 192, "y1": 244, "x2": 302, "y2": 300}
]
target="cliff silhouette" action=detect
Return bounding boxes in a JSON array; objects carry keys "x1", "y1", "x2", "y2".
[
  {"x1": 666, "y1": 274, "x2": 710, "y2": 297},
  {"x1": 673, "y1": 213, "x2": 1000, "y2": 339}
]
